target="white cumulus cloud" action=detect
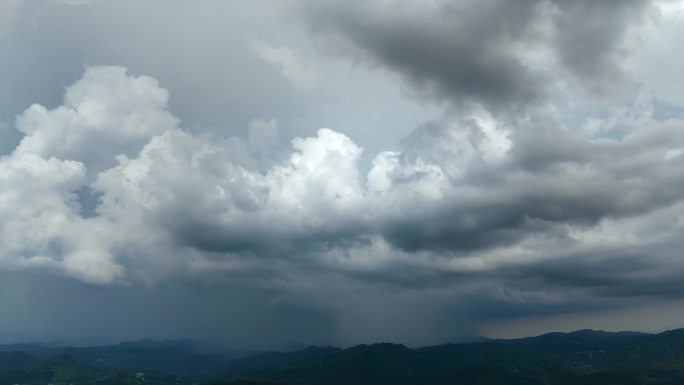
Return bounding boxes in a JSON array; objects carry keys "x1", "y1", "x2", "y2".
[{"x1": 3, "y1": 64, "x2": 684, "y2": 317}]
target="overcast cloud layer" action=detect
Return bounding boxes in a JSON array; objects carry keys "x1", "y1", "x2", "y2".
[{"x1": 2, "y1": 0, "x2": 684, "y2": 348}]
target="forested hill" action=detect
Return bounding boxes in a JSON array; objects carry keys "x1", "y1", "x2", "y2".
[{"x1": 3, "y1": 329, "x2": 684, "y2": 384}]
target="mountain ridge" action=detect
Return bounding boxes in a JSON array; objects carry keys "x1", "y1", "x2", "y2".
[{"x1": 3, "y1": 328, "x2": 684, "y2": 384}]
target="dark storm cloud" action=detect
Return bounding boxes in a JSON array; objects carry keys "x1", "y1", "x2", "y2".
[
  {"x1": 551, "y1": 0, "x2": 649, "y2": 96},
  {"x1": 507, "y1": 235, "x2": 684, "y2": 300},
  {"x1": 301, "y1": 0, "x2": 544, "y2": 110},
  {"x1": 372, "y1": 117, "x2": 684, "y2": 254},
  {"x1": 169, "y1": 208, "x2": 368, "y2": 256},
  {"x1": 298, "y1": 0, "x2": 650, "y2": 109}
]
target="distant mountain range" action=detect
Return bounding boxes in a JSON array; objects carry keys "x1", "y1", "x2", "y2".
[{"x1": 2, "y1": 329, "x2": 684, "y2": 384}]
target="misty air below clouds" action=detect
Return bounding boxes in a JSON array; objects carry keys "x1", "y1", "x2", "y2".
[{"x1": 2, "y1": 0, "x2": 684, "y2": 349}]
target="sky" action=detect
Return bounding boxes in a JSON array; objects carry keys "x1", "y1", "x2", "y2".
[{"x1": 2, "y1": 0, "x2": 684, "y2": 349}]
